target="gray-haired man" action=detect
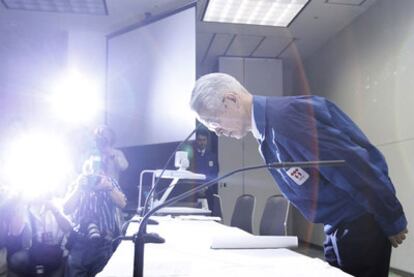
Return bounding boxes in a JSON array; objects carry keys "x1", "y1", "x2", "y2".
[{"x1": 189, "y1": 72, "x2": 407, "y2": 277}]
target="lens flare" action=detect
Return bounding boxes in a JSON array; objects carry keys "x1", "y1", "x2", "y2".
[
  {"x1": 49, "y1": 70, "x2": 102, "y2": 125},
  {"x1": 2, "y1": 132, "x2": 73, "y2": 199}
]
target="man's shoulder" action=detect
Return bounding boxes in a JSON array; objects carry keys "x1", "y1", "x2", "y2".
[
  {"x1": 266, "y1": 95, "x2": 326, "y2": 104},
  {"x1": 265, "y1": 95, "x2": 328, "y2": 114},
  {"x1": 263, "y1": 95, "x2": 330, "y2": 136}
]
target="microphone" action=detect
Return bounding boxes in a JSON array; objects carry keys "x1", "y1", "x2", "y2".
[
  {"x1": 141, "y1": 123, "x2": 203, "y2": 215},
  {"x1": 130, "y1": 159, "x2": 345, "y2": 277}
]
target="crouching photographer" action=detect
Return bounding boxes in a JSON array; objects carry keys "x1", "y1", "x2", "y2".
[
  {"x1": 3, "y1": 191, "x2": 73, "y2": 277},
  {"x1": 63, "y1": 157, "x2": 127, "y2": 277}
]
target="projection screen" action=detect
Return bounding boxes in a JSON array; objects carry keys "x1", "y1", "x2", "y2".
[{"x1": 106, "y1": 5, "x2": 196, "y2": 147}]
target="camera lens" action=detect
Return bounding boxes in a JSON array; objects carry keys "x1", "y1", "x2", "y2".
[{"x1": 87, "y1": 223, "x2": 101, "y2": 240}]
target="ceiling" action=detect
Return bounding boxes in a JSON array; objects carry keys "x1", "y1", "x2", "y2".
[
  {"x1": 0, "y1": 0, "x2": 378, "y2": 74},
  {"x1": 196, "y1": 0, "x2": 378, "y2": 74}
]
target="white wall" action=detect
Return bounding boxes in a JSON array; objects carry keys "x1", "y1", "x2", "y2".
[
  {"x1": 293, "y1": 0, "x2": 414, "y2": 272},
  {"x1": 218, "y1": 57, "x2": 285, "y2": 235},
  {"x1": 0, "y1": 25, "x2": 68, "y2": 130}
]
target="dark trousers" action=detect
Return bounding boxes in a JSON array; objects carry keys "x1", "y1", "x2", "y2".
[
  {"x1": 324, "y1": 214, "x2": 391, "y2": 277},
  {"x1": 65, "y1": 239, "x2": 113, "y2": 277},
  {"x1": 205, "y1": 183, "x2": 218, "y2": 213},
  {"x1": 8, "y1": 249, "x2": 64, "y2": 277}
]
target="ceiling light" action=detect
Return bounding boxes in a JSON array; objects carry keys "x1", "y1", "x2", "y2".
[
  {"x1": 2, "y1": 0, "x2": 108, "y2": 15},
  {"x1": 203, "y1": 0, "x2": 310, "y2": 27}
]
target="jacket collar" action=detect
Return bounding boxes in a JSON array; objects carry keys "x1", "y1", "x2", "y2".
[{"x1": 251, "y1": 95, "x2": 266, "y2": 142}]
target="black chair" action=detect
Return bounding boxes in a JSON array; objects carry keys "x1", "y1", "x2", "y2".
[
  {"x1": 230, "y1": 194, "x2": 255, "y2": 233},
  {"x1": 211, "y1": 194, "x2": 223, "y2": 218},
  {"x1": 259, "y1": 195, "x2": 290, "y2": 236}
]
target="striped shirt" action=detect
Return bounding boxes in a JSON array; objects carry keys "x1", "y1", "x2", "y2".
[{"x1": 69, "y1": 175, "x2": 123, "y2": 239}]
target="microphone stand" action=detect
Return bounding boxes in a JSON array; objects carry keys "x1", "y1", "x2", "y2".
[
  {"x1": 141, "y1": 124, "x2": 202, "y2": 216},
  {"x1": 123, "y1": 160, "x2": 345, "y2": 277}
]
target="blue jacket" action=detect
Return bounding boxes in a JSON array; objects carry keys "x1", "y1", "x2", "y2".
[
  {"x1": 253, "y1": 95, "x2": 407, "y2": 235},
  {"x1": 190, "y1": 145, "x2": 219, "y2": 182}
]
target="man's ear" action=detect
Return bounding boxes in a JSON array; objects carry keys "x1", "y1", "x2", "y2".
[{"x1": 222, "y1": 92, "x2": 239, "y2": 107}]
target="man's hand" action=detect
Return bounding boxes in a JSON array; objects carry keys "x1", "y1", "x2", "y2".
[
  {"x1": 389, "y1": 228, "x2": 408, "y2": 248},
  {"x1": 94, "y1": 176, "x2": 113, "y2": 192}
]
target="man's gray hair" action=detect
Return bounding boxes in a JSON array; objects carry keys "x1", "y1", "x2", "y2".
[{"x1": 190, "y1": 73, "x2": 248, "y2": 114}]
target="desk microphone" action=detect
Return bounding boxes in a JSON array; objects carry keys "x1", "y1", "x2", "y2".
[
  {"x1": 141, "y1": 123, "x2": 203, "y2": 216},
  {"x1": 128, "y1": 159, "x2": 345, "y2": 277}
]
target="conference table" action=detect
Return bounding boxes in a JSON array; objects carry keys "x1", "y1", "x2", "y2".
[{"x1": 98, "y1": 216, "x2": 351, "y2": 277}]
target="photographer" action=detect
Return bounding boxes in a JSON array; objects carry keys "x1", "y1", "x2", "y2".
[
  {"x1": 63, "y1": 157, "x2": 126, "y2": 277},
  {"x1": 2, "y1": 191, "x2": 72, "y2": 277},
  {"x1": 91, "y1": 126, "x2": 128, "y2": 182}
]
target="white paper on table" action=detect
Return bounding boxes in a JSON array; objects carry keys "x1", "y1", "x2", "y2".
[
  {"x1": 177, "y1": 215, "x2": 222, "y2": 221},
  {"x1": 155, "y1": 207, "x2": 211, "y2": 215},
  {"x1": 211, "y1": 235, "x2": 298, "y2": 249}
]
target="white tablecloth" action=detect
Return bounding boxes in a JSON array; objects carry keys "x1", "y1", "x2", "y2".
[{"x1": 98, "y1": 216, "x2": 351, "y2": 277}]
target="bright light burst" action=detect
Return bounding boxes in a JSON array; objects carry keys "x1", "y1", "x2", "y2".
[
  {"x1": 50, "y1": 70, "x2": 103, "y2": 125},
  {"x1": 2, "y1": 132, "x2": 73, "y2": 199}
]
